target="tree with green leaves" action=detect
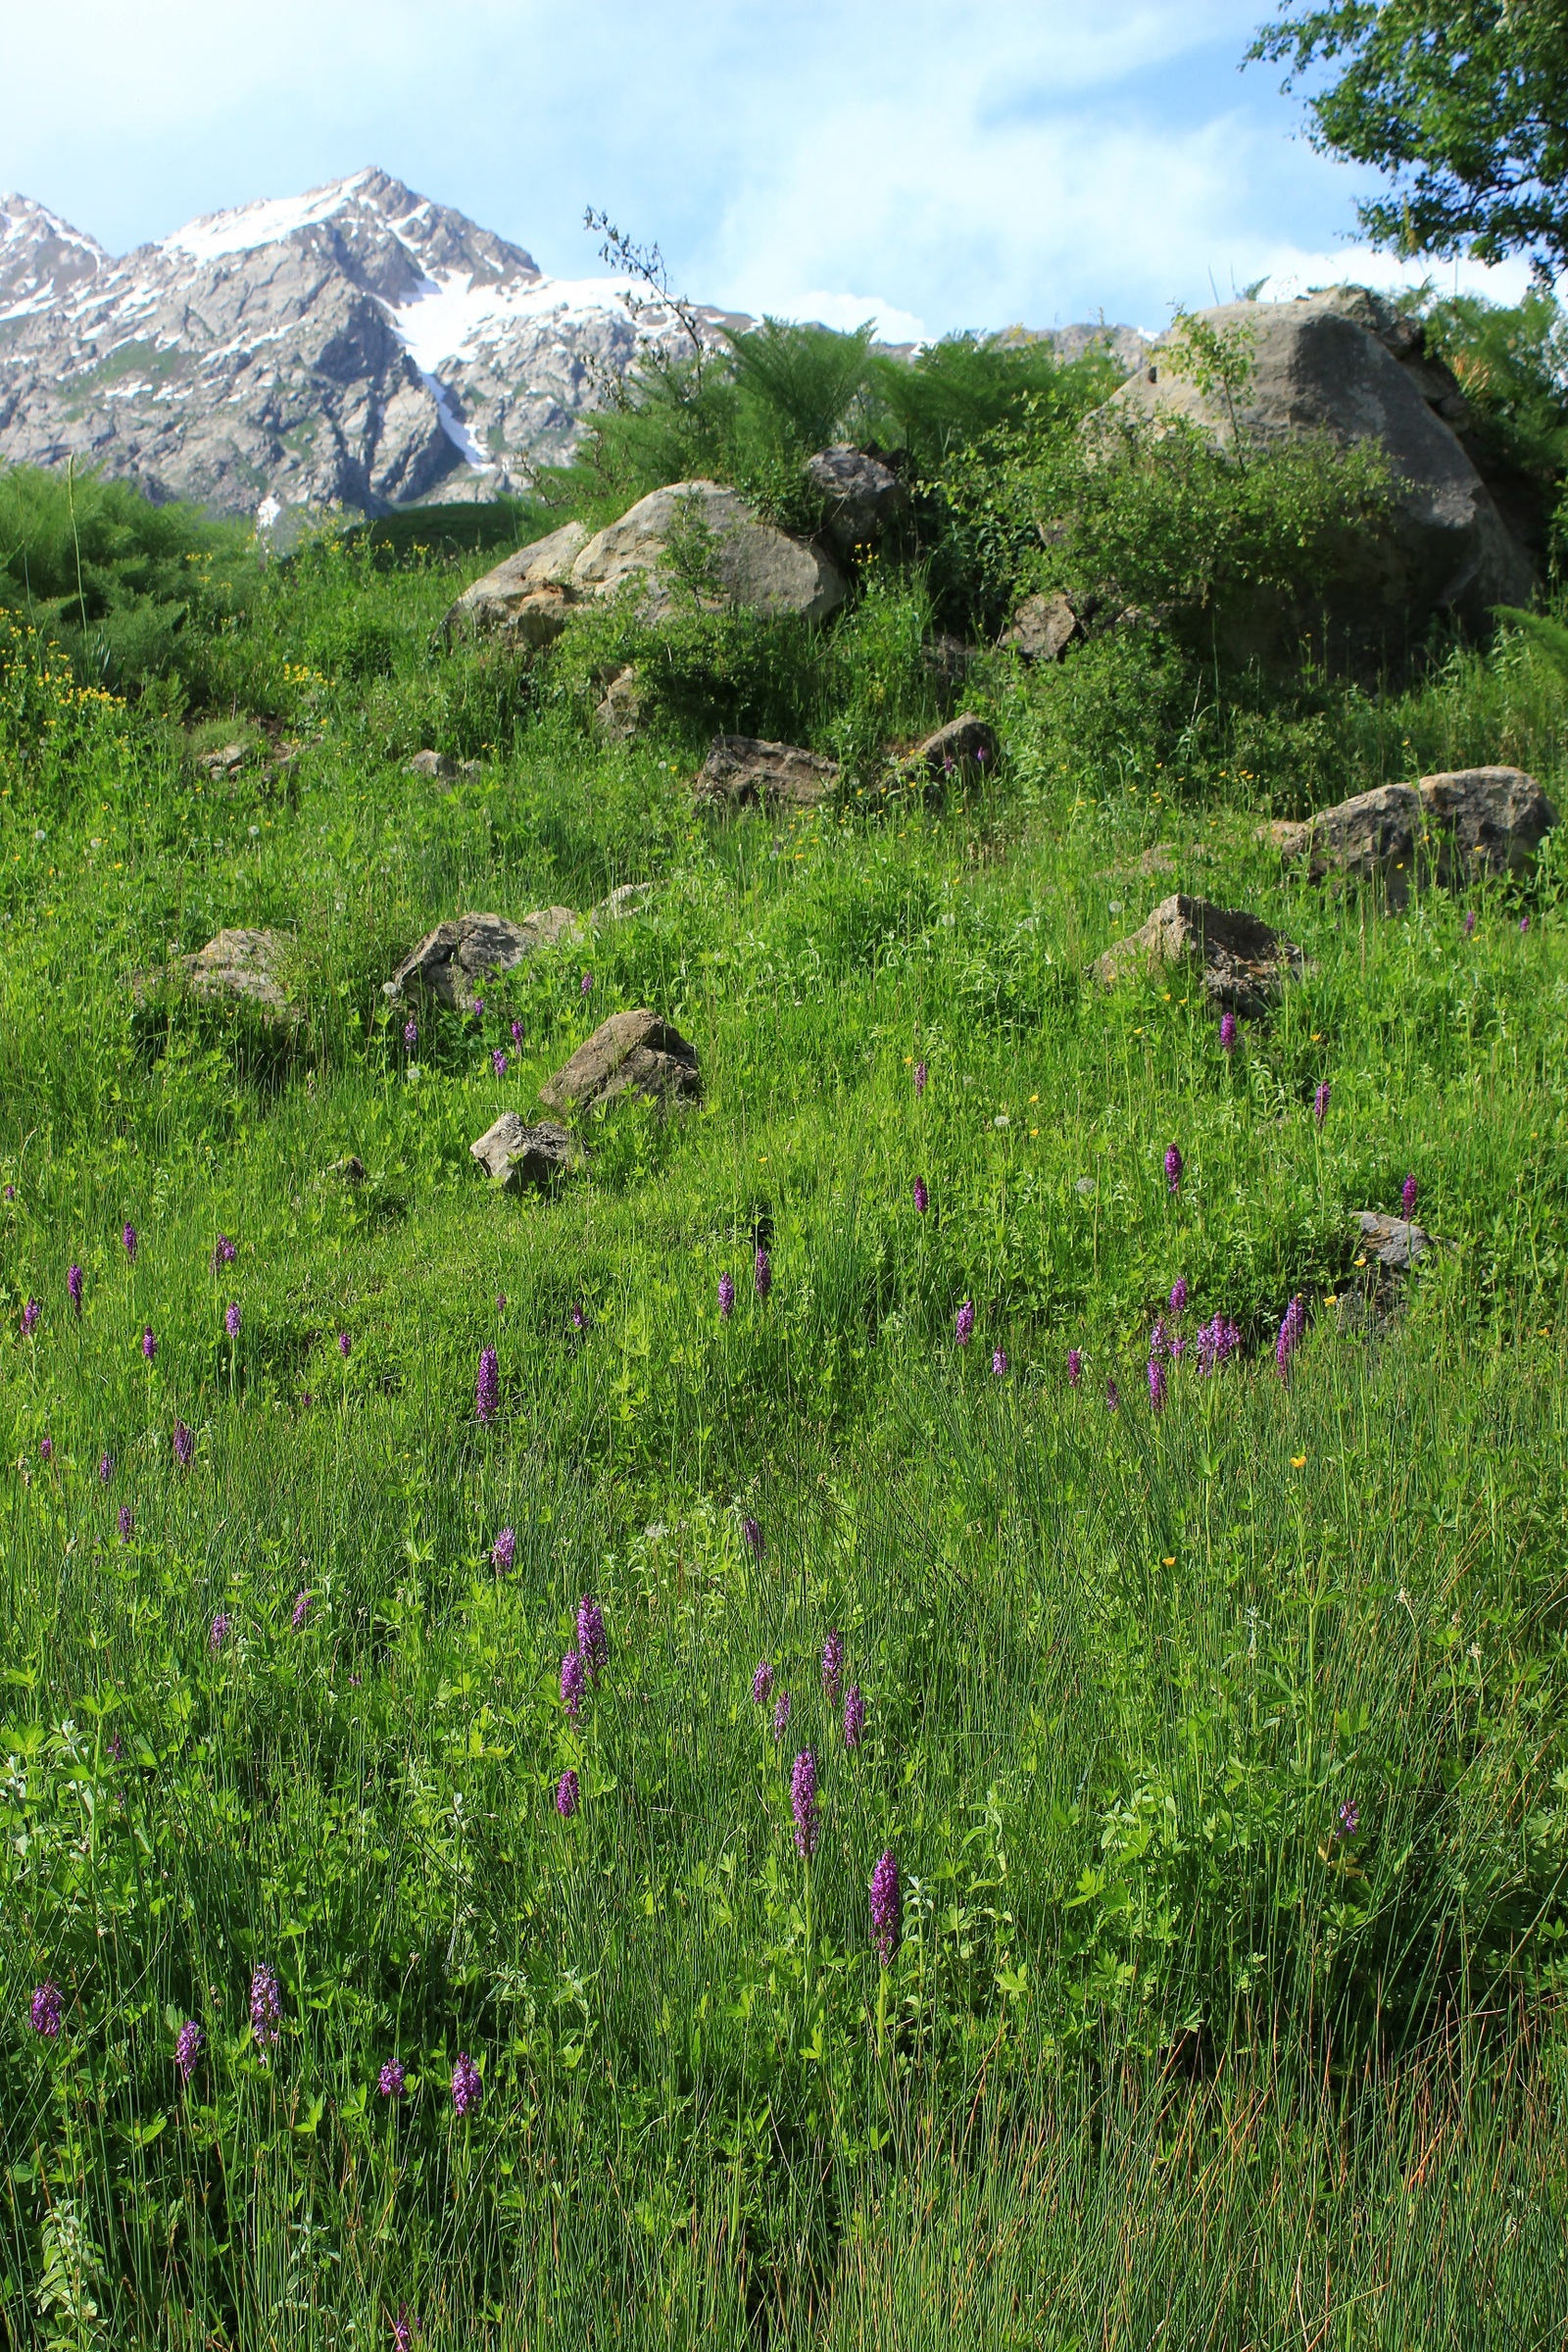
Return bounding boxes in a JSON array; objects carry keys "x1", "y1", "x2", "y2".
[{"x1": 1250, "y1": 2, "x2": 1568, "y2": 278}]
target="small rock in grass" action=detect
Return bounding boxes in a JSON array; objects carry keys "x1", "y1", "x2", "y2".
[
  {"x1": 1000, "y1": 591, "x2": 1080, "y2": 664},
  {"x1": 470, "y1": 1115, "x2": 585, "y2": 1193},
  {"x1": 1094, "y1": 894, "x2": 1302, "y2": 1015},
  {"x1": 327, "y1": 1154, "x2": 368, "y2": 1186},
  {"x1": 384, "y1": 908, "x2": 580, "y2": 1005},
  {"x1": 697, "y1": 735, "x2": 839, "y2": 810},
  {"x1": 405, "y1": 748, "x2": 456, "y2": 781},
  {"x1": 1263, "y1": 767, "x2": 1553, "y2": 904},
  {"x1": 592, "y1": 882, "x2": 656, "y2": 925},
  {"x1": 1350, "y1": 1209, "x2": 1437, "y2": 1273},
  {"x1": 539, "y1": 1009, "x2": 701, "y2": 1118},
  {"x1": 175, "y1": 928, "x2": 296, "y2": 1016},
  {"x1": 896, "y1": 713, "x2": 998, "y2": 794}
]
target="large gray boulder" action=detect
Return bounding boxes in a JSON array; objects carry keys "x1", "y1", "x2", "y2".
[
  {"x1": 439, "y1": 522, "x2": 589, "y2": 646},
  {"x1": 570, "y1": 482, "x2": 847, "y2": 621},
  {"x1": 696, "y1": 735, "x2": 840, "y2": 809},
  {"x1": 1269, "y1": 766, "x2": 1552, "y2": 900},
  {"x1": 1094, "y1": 895, "x2": 1302, "y2": 1015},
  {"x1": 1001, "y1": 592, "x2": 1081, "y2": 663},
  {"x1": 383, "y1": 908, "x2": 579, "y2": 1006},
  {"x1": 1105, "y1": 292, "x2": 1535, "y2": 639},
  {"x1": 539, "y1": 1009, "x2": 701, "y2": 1118},
  {"x1": 806, "y1": 446, "x2": 908, "y2": 555}
]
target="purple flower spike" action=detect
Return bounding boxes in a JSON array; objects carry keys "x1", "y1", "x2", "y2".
[
  {"x1": 1105, "y1": 1379, "x2": 1120, "y2": 1413},
  {"x1": 68, "y1": 1264, "x2": 83, "y2": 1317},
  {"x1": 1220, "y1": 1010, "x2": 1237, "y2": 1055},
  {"x1": 451, "y1": 2051, "x2": 481, "y2": 2116},
  {"x1": 39, "y1": 1435, "x2": 53, "y2": 1463},
  {"x1": 556, "y1": 1769, "x2": 580, "y2": 1818},
  {"x1": 1464, "y1": 909, "x2": 1476, "y2": 937},
  {"x1": 843, "y1": 1684, "x2": 865, "y2": 1749},
  {"x1": 210, "y1": 1611, "x2": 231, "y2": 1650},
  {"x1": 213, "y1": 1234, "x2": 236, "y2": 1269},
  {"x1": 122, "y1": 1223, "x2": 138, "y2": 1261},
  {"x1": 22, "y1": 1298, "x2": 40, "y2": 1338},
  {"x1": 491, "y1": 1049, "x2": 508, "y2": 1077},
  {"x1": 1164, "y1": 1144, "x2": 1183, "y2": 1194},
  {"x1": 512, "y1": 1018, "x2": 522, "y2": 1045},
  {"x1": 791, "y1": 1750, "x2": 819, "y2": 1859},
  {"x1": 718, "y1": 1272, "x2": 735, "y2": 1319},
  {"x1": 576, "y1": 1595, "x2": 609, "y2": 1678},
  {"x1": 30, "y1": 1980, "x2": 62, "y2": 2037},
  {"x1": 743, "y1": 1516, "x2": 762, "y2": 1557},
  {"x1": 338, "y1": 1330, "x2": 351, "y2": 1357},
  {"x1": 870, "y1": 1849, "x2": 901, "y2": 1964},
  {"x1": 1148, "y1": 1357, "x2": 1167, "y2": 1412},
  {"x1": 176, "y1": 2020, "x2": 204, "y2": 2082},
  {"x1": 142, "y1": 1326, "x2": 157, "y2": 1363},
  {"x1": 914, "y1": 1060, "x2": 927, "y2": 1096},
  {"x1": 1275, "y1": 1294, "x2": 1306, "y2": 1383},
  {"x1": 377, "y1": 2058, "x2": 406, "y2": 2099},
  {"x1": 472, "y1": 996, "x2": 484, "y2": 1015},
  {"x1": 173, "y1": 1420, "x2": 194, "y2": 1467},
  {"x1": 394, "y1": 2307, "x2": 415, "y2": 2352},
  {"x1": 912, "y1": 1177, "x2": 928, "y2": 1213},
  {"x1": 491, "y1": 1526, "x2": 515, "y2": 1575},
  {"x1": 821, "y1": 1629, "x2": 844, "y2": 1703},
  {"x1": 1400, "y1": 1172, "x2": 1418, "y2": 1219},
  {"x1": 98, "y1": 1451, "x2": 113, "y2": 1485},
  {"x1": 754, "y1": 1246, "x2": 772, "y2": 1301},
  {"x1": 404, "y1": 1017, "x2": 418, "y2": 1050},
  {"x1": 560, "y1": 1648, "x2": 586, "y2": 1721},
  {"x1": 1314, "y1": 1079, "x2": 1331, "y2": 1128},
  {"x1": 291, "y1": 1591, "x2": 311, "y2": 1630},
  {"x1": 224, "y1": 1301, "x2": 241, "y2": 1340},
  {"x1": 1169, "y1": 1277, "x2": 1189, "y2": 1314},
  {"x1": 1337, "y1": 1799, "x2": 1360, "y2": 1838},
  {"x1": 581, "y1": 971, "x2": 593, "y2": 998},
  {"x1": 475, "y1": 1345, "x2": 500, "y2": 1425},
  {"x1": 118, "y1": 1504, "x2": 133, "y2": 1541},
  {"x1": 1150, "y1": 1318, "x2": 1168, "y2": 1360},
  {"x1": 250, "y1": 1964, "x2": 281, "y2": 2049},
  {"x1": 752, "y1": 1659, "x2": 774, "y2": 1705},
  {"x1": 1067, "y1": 1347, "x2": 1082, "y2": 1389},
  {"x1": 1521, "y1": 913, "x2": 1531, "y2": 935},
  {"x1": 1197, "y1": 1314, "x2": 1241, "y2": 1375},
  {"x1": 772, "y1": 1690, "x2": 791, "y2": 1742},
  {"x1": 992, "y1": 1346, "x2": 1008, "y2": 1377},
  {"x1": 570, "y1": 1304, "x2": 587, "y2": 1330},
  {"x1": 955, "y1": 1299, "x2": 975, "y2": 1348}
]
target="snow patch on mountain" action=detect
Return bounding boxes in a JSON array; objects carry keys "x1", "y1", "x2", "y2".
[{"x1": 162, "y1": 169, "x2": 382, "y2": 265}]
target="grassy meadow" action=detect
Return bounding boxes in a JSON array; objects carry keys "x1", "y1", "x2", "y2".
[{"x1": 4, "y1": 427, "x2": 1568, "y2": 2345}]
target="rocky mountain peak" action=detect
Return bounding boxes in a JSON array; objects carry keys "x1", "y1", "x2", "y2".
[{"x1": 0, "y1": 195, "x2": 110, "y2": 318}]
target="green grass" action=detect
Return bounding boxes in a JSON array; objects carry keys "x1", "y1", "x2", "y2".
[{"x1": 4, "y1": 529, "x2": 1568, "y2": 2349}]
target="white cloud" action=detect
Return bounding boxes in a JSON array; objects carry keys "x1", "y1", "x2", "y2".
[{"x1": 784, "y1": 292, "x2": 929, "y2": 344}]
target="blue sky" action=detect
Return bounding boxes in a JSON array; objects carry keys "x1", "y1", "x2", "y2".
[{"x1": 3, "y1": 0, "x2": 1535, "y2": 334}]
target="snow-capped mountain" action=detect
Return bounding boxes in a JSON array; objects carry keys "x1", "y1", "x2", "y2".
[{"x1": 0, "y1": 168, "x2": 749, "y2": 522}]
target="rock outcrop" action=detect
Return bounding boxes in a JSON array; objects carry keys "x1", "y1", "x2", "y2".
[
  {"x1": 383, "y1": 908, "x2": 579, "y2": 1005},
  {"x1": 539, "y1": 1010, "x2": 701, "y2": 1118},
  {"x1": 696, "y1": 735, "x2": 840, "y2": 809},
  {"x1": 469, "y1": 1114, "x2": 584, "y2": 1192},
  {"x1": 1104, "y1": 290, "x2": 1536, "y2": 642},
  {"x1": 805, "y1": 446, "x2": 908, "y2": 555},
  {"x1": 1094, "y1": 895, "x2": 1303, "y2": 1015},
  {"x1": 1001, "y1": 592, "x2": 1081, "y2": 663},
  {"x1": 1267, "y1": 766, "x2": 1553, "y2": 900}
]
